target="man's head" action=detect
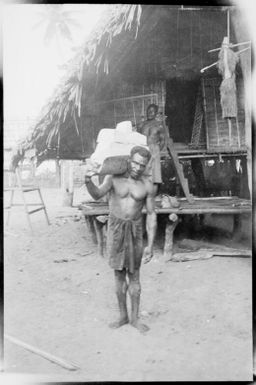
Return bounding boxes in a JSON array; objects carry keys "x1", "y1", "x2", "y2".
[
  {"x1": 128, "y1": 146, "x2": 151, "y2": 180},
  {"x1": 146, "y1": 104, "x2": 158, "y2": 121}
]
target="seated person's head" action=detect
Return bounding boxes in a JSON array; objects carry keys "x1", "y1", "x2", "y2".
[{"x1": 146, "y1": 104, "x2": 158, "y2": 120}]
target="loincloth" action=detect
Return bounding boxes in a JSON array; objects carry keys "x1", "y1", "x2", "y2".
[{"x1": 107, "y1": 214, "x2": 143, "y2": 274}]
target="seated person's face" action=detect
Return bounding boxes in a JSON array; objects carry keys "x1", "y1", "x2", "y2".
[
  {"x1": 129, "y1": 153, "x2": 148, "y2": 179},
  {"x1": 147, "y1": 106, "x2": 157, "y2": 120}
]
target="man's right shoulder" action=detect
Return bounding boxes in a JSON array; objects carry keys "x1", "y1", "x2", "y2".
[
  {"x1": 112, "y1": 174, "x2": 128, "y2": 185},
  {"x1": 142, "y1": 175, "x2": 154, "y2": 191},
  {"x1": 103, "y1": 174, "x2": 114, "y2": 184}
]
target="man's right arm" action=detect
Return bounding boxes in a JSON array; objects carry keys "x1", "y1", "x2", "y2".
[
  {"x1": 143, "y1": 182, "x2": 157, "y2": 263},
  {"x1": 85, "y1": 174, "x2": 113, "y2": 200}
]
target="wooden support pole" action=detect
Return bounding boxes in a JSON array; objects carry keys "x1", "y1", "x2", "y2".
[
  {"x1": 233, "y1": 214, "x2": 242, "y2": 238},
  {"x1": 84, "y1": 215, "x2": 97, "y2": 244},
  {"x1": 5, "y1": 189, "x2": 14, "y2": 227},
  {"x1": 208, "y1": 41, "x2": 251, "y2": 53},
  {"x1": 68, "y1": 160, "x2": 74, "y2": 195},
  {"x1": 166, "y1": 137, "x2": 194, "y2": 203},
  {"x1": 93, "y1": 216, "x2": 105, "y2": 257},
  {"x1": 227, "y1": 9, "x2": 230, "y2": 41},
  {"x1": 228, "y1": 118, "x2": 232, "y2": 145},
  {"x1": 4, "y1": 334, "x2": 80, "y2": 371},
  {"x1": 200, "y1": 61, "x2": 218, "y2": 73},
  {"x1": 163, "y1": 213, "x2": 179, "y2": 261}
]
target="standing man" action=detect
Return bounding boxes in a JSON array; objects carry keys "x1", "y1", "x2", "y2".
[
  {"x1": 139, "y1": 104, "x2": 166, "y2": 193},
  {"x1": 84, "y1": 146, "x2": 156, "y2": 333}
]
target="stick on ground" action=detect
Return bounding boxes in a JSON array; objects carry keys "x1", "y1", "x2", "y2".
[{"x1": 4, "y1": 334, "x2": 80, "y2": 371}]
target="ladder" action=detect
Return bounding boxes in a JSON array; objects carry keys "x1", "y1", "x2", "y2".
[
  {"x1": 4, "y1": 161, "x2": 50, "y2": 233},
  {"x1": 162, "y1": 119, "x2": 194, "y2": 204}
]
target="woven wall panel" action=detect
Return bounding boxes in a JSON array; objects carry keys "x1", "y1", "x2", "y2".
[
  {"x1": 202, "y1": 77, "x2": 245, "y2": 150},
  {"x1": 190, "y1": 85, "x2": 206, "y2": 148}
]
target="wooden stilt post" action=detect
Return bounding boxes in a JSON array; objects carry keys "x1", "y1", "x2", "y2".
[
  {"x1": 55, "y1": 159, "x2": 61, "y2": 188},
  {"x1": 233, "y1": 214, "x2": 242, "y2": 239},
  {"x1": 163, "y1": 213, "x2": 179, "y2": 261},
  {"x1": 84, "y1": 215, "x2": 97, "y2": 244},
  {"x1": 61, "y1": 160, "x2": 73, "y2": 206},
  {"x1": 93, "y1": 217, "x2": 105, "y2": 257},
  {"x1": 228, "y1": 118, "x2": 232, "y2": 146}
]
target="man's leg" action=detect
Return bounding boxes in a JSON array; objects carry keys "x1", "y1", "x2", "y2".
[
  {"x1": 109, "y1": 269, "x2": 129, "y2": 329},
  {"x1": 128, "y1": 269, "x2": 149, "y2": 333}
]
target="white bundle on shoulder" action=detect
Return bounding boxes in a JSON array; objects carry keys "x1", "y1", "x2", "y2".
[{"x1": 90, "y1": 121, "x2": 148, "y2": 165}]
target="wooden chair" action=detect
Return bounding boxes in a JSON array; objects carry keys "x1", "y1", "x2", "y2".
[{"x1": 4, "y1": 159, "x2": 50, "y2": 233}]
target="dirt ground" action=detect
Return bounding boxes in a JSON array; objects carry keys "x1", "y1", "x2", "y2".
[{"x1": 3, "y1": 188, "x2": 253, "y2": 382}]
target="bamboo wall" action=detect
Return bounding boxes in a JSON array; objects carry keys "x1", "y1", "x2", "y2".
[{"x1": 92, "y1": 80, "x2": 166, "y2": 137}]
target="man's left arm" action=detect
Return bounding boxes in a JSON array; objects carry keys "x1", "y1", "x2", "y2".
[{"x1": 143, "y1": 188, "x2": 157, "y2": 263}]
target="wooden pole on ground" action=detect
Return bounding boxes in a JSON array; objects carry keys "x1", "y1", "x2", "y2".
[{"x1": 4, "y1": 334, "x2": 80, "y2": 371}]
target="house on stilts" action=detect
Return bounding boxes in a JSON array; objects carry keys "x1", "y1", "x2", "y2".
[{"x1": 12, "y1": 4, "x2": 252, "y2": 214}]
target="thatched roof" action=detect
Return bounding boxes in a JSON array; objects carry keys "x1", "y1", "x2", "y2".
[{"x1": 16, "y1": 4, "x2": 250, "y2": 163}]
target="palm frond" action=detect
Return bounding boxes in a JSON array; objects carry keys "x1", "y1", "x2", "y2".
[
  {"x1": 32, "y1": 18, "x2": 47, "y2": 30},
  {"x1": 58, "y1": 22, "x2": 73, "y2": 41},
  {"x1": 44, "y1": 21, "x2": 57, "y2": 45},
  {"x1": 60, "y1": 18, "x2": 81, "y2": 28}
]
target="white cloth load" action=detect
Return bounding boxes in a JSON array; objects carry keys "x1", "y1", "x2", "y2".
[{"x1": 90, "y1": 121, "x2": 148, "y2": 166}]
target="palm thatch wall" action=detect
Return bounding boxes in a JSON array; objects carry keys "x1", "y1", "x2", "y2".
[{"x1": 15, "y1": 4, "x2": 251, "y2": 164}]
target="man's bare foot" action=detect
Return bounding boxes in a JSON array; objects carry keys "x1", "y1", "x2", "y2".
[
  {"x1": 130, "y1": 321, "x2": 150, "y2": 333},
  {"x1": 109, "y1": 317, "x2": 129, "y2": 329}
]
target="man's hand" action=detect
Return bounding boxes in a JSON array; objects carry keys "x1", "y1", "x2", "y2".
[
  {"x1": 84, "y1": 165, "x2": 95, "y2": 183},
  {"x1": 143, "y1": 246, "x2": 153, "y2": 264}
]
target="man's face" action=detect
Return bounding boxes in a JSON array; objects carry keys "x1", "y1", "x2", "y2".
[
  {"x1": 129, "y1": 153, "x2": 148, "y2": 179},
  {"x1": 147, "y1": 106, "x2": 157, "y2": 120}
]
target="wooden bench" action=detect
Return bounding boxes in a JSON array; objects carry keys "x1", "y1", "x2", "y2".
[{"x1": 80, "y1": 197, "x2": 251, "y2": 258}]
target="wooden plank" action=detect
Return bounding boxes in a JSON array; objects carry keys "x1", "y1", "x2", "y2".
[
  {"x1": 28, "y1": 207, "x2": 44, "y2": 215},
  {"x1": 81, "y1": 206, "x2": 251, "y2": 216},
  {"x1": 178, "y1": 238, "x2": 251, "y2": 252},
  {"x1": 170, "y1": 249, "x2": 251, "y2": 262},
  {"x1": 161, "y1": 118, "x2": 194, "y2": 202},
  {"x1": 201, "y1": 78, "x2": 210, "y2": 149}
]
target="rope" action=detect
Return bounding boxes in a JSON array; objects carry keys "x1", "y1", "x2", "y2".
[
  {"x1": 190, "y1": 11, "x2": 193, "y2": 65},
  {"x1": 198, "y1": 11, "x2": 203, "y2": 69},
  {"x1": 227, "y1": 8, "x2": 230, "y2": 41},
  {"x1": 175, "y1": 9, "x2": 180, "y2": 69}
]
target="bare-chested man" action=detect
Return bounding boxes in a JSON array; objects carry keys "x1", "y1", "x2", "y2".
[
  {"x1": 84, "y1": 146, "x2": 156, "y2": 333},
  {"x1": 139, "y1": 104, "x2": 166, "y2": 193}
]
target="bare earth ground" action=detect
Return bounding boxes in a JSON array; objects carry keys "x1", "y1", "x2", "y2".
[{"x1": 3, "y1": 188, "x2": 253, "y2": 382}]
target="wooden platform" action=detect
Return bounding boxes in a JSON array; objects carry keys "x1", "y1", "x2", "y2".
[
  {"x1": 80, "y1": 197, "x2": 251, "y2": 217},
  {"x1": 80, "y1": 197, "x2": 251, "y2": 258},
  {"x1": 162, "y1": 143, "x2": 247, "y2": 159}
]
